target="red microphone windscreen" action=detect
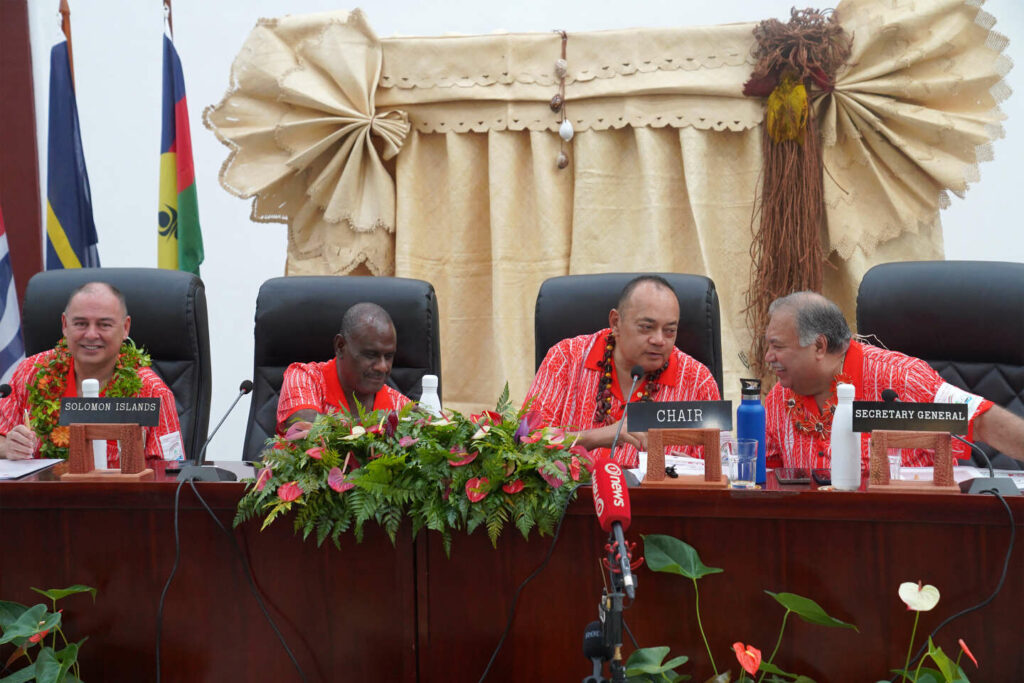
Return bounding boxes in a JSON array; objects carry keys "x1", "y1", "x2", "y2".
[{"x1": 591, "y1": 458, "x2": 631, "y2": 532}]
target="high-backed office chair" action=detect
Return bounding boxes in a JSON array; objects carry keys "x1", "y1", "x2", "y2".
[
  {"x1": 22, "y1": 268, "x2": 211, "y2": 459},
  {"x1": 534, "y1": 272, "x2": 723, "y2": 392},
  {"x1": 242, "y1": 276, "x2": 442, "y2": 461},
  {"x1": 857, "y1": 260, "x2": 1024, "y2": 470}
]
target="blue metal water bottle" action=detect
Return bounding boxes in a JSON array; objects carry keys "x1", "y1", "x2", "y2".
[{"x1": 737, "y1": 378, "x2": 767, "y2": 486}]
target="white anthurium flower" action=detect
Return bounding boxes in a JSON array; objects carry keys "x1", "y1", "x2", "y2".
[
  {"x1": 471, "y1": 425, "x2": 491, "y2": 440},
  {"x1": 341, "y1": 425, "x2": 366, "y2": 440},
  {"x1": 898, "y1": 581, "x2": 940, "y2": 611}
]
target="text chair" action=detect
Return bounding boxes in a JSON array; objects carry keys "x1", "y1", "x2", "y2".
[
  {"x1": 534, "y1": 272, "x2": 723, "y2": 392},
  {"x1": 22, "y1": 268, "x2": 211, "y2": 460},
  {"x1": 242, "y1": 276, "x2": 441, "y2": 461},
  {"x1": 857, "y1": 260, "x2": 1024, "y2": 470}
]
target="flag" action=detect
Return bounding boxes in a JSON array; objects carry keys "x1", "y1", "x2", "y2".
[
  {"x1": 46, "y1": 40, "x2": 99, "y2": 270},
  {"x1": 159, "y1": 34, "x2": 203, "y2": 275},
  {"x1": 0, "y1": 203, "x2": 25, "y2": 384}
]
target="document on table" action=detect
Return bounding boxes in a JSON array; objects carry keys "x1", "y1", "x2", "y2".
[{"x1": 0, "y1": 458, "x2": 62, "y2": 480}]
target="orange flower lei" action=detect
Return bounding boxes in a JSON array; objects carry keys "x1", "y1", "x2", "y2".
[
  {"x1": 27, "y1": 338, "x2": 150, "y2": 459},
  {"x1": 785, "y1": 372, "x2": 852, "y2": 440}
]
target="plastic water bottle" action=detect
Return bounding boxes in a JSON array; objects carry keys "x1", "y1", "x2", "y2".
[
  {"x1": 419, "y1": 374, "x2": 442, "y2": 417},
  {"x1": 81, "y1": 378, "x2": 107, "y2": 469},
  {"x1": 830, "y1": 383, "x2": 860, "y2": 490},
  {"x1": 736, "y1": 378, "x2": 766, "y2": 486}
]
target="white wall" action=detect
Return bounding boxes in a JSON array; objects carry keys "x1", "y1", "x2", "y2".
[{"x1": 26, "y1": 0, "x2": 1024, "y2": 460}]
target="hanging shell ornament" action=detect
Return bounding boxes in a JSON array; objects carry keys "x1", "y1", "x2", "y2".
[
  {"x1": 557, "y1": 151, "x2": 569, "y2": 169},
  {"x1": 554, "y1": 58, "x2": 568, "y2": 79},
  {"x1": 765, "y1": 71, "x2": 808, "y2": 144},
  {"x1": 550, "y1": 93, "x2": 564, "y2": 112},
  {"x1": 559, "y1": 119, "x2": 574, "y2": 142}
]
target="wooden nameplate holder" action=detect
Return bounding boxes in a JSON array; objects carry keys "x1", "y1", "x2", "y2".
[
  {"x1": 60, "y1": 423, "x2": 153, "y2": 482},
  {"x1": 644, "y1": 428, "x2": 727, "y2": 489},
  {"x1": 867, "y1": 429, "x2": 957, "y2": 494}
]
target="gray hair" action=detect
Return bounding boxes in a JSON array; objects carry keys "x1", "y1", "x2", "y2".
[
  {"x1": 65, "y1": 282, "x2": 128, "y2": 318},
  {"x1": 769, "y1": 291, "x2": 851, "y2": 353}
]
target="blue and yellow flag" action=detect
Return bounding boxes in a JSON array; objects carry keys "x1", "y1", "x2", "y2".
[
  {"x1": 46, "y1": 41, "x2": 99, "y2": 270},
  {"x1": 159, "y1": 34, "x2": 203, "y2": 275}
]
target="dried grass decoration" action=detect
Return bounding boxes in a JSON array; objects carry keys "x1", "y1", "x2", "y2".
[{"x1": 743, "y1": 8, "x2": 851, "y2": 377}]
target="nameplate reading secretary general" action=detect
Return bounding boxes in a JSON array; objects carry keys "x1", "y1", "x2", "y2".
[
  {"x1": 277, "y1": 302, "x2": 410, "y2": 439},
  {"x1": 0, "y1": 282, "x2": 184, "y2": 466},
  {"x1": 524, "y1": 275, "x2": 720, "y2": 468}
]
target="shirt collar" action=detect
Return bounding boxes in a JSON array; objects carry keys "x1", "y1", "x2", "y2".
[
  {"x1": 583, "y1": 329, "x2": 681, "y2": 401},
  {"x1": 323, "y1": 357, "x2": 389, "y2": 413}
]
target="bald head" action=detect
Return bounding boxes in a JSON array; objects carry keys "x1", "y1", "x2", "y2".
[
  {"x1": 65, "y1": 282, "x2": 128, "y2": 319},
  {"x1": 339, "y1": 302, "x2": 395, "y2": 342}
]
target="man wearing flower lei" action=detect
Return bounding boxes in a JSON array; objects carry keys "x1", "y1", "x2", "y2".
[
  {"x1": 524, "y1": 275, "x2": 720, "y2": 468},
  {"x1": 763, "y1": 291, "x2": 1024, "y2": 471},
  {"x1": 0, "y1": 282, "x2": 183, "y2": 465},
  {"x1": 277, "y1": 302, "x2": 410, "y2": 437}
]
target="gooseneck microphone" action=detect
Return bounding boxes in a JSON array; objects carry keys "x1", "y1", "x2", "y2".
[
  {"x1": 177, "y1": 380, "x2": 254, "y2": 482},
  {"x1": 608, "y1": 365, "x2": 644, "y2": 459}
]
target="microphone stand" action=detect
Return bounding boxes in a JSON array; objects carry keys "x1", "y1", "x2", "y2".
[
  {"x1": 176, "y1": 381, "x2": 253, "y2": 482},
  {"x1": 601, "y1": 539, "x2": 628, "y2": 683}
]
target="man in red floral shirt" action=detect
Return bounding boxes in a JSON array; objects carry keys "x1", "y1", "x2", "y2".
[
  {"x1": 764, "y1": 291, "x2": 1024, "y2": 470},
  {"x1": 277, "y1": 302, "x2": 409, "y2": 436},
  {"x1": 524, "y1": 275, "x2": 720, "y2": 468}
]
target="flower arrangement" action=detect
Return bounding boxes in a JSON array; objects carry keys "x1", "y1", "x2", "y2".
[
  {"x1": 0, "y1": 584, "x2": 95, "y2": 682},
  {"x1": 234, "y1": 387, "x2": 592, "y2": 554}
]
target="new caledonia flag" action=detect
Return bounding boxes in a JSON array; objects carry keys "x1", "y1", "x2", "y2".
[
  {"x1": 46, "y1": 41, "x2": 100, "y2": 269},
  {"x1": 159, "y1": 34, "x2": 203, "y2": 274}
]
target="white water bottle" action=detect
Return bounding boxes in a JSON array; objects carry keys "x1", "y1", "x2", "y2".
[
  {"x1": 81, "y1": 379, "x2": 107, "y2": 469},
  {"x1": 829, "y1": 382, "x2": 860, "y2": 490},
  {"x1": 419, "y1": 375, "x2": 442, "y2": 417}
]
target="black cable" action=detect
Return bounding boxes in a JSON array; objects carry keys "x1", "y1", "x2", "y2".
[
  {"x1": 187, "y1": 479, "x2": 309, "y2": 682},
  {"x1": 623, "y1": 617, "x2": 640, "y2": 650},
  {"x1": 889, "y1": 489, "x2": 1016, "y2": 681},
  {"x1": 477, "y1": 482, "x2": 584, "y2": 683},
  {"x1": 155, "y1": 478, "x2": 187, "y2": 683}
]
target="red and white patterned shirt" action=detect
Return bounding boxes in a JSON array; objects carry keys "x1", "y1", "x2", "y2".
[
  {"x1": 765, "y1": 340, "x2": 993, "y2": 470},
  {"x1": 0, "y1": 348, "x2": 183, "y2": 467},
  {"x1": 276, "y1": 358, "x2": 410, "y2": 432},
  {"x1": 524, "y1": 329, "x2": 721, "y2": 468}
]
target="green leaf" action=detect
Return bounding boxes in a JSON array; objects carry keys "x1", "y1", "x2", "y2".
[
  {"x1": 55, "y1": 639, "x2": 85, "y2": 680},
  {"x1": 31, "y1": 585, "x2": 96, "y2": 604},
  {"x1": 0, "y1": 600, "x2": 29, "y2": 630},
  {"x1": 624, "y1": 646, "x2": 689, "y2": 675},
  {"x1": 0, "y1": 665, "x2": 38, "y2": 683},
  {"x1": 0, "y1": 604, "x2": 61, "y2": 645},
  {"x1": 643, "y1": 534, "x2": 723, "y2": 580},
  {"x1": 926, "y1": 638, "x2": 967, "y2": 682},
  {"x1": 765, "y1": 592, "x2": 857, "y2": 631},
  {"x1": 34, "y1": 646, "x2": 62, "y2": 683}
]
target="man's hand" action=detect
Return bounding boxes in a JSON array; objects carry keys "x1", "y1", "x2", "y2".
[
  {"x1": 0, "y1": 425, "x2": 39, "y2": 460},
  {"x1": 573, "y1": 419, "x2": 647, "y2": 455}
]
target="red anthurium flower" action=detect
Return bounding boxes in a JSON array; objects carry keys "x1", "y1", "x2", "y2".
[
  {"x1": 283, "y1": 422, "x2": 310, "y2": 441},
  {"x1": 328, "y1": 466, "x2": 355, "y2": 493},
  {"x1": 398, "y1": 436, "x2": 419, "y2": 448},
  {"x1": 272, "y1": 441, "x2": 293, "y2": 451},
  {"x1": 732, "y1": 642, "x2": 761, "y2": 675},
  {"x1": 277, "y1": 481, "x2": 303, "y2": 502},
  {"x1": 447, "y1": 448, "x2": 478, "y2": 466},
  {"x1": 254, "y1": 468, "x2": 272, "y2": 491},
  {"x1": 570, "y1": 456, "x2": 582, "y2": 481},
  {"x1": 502, "y1": 479, "x2": 525, "y2": 494},
  {"x1": 385, "y1": 411, "x2": 399, "y2": 437},
  {"x1": 543, "y1": 443, "x2": 564, "y2": 450},
  {"x1": 958, "y1": 638, "x2": 978, "y2": 668},
  {"x1": 305, "y1": 446, "x2": 324, "y2": 460},
  {"x1": 484, "y1": 410, "x2": 502, "y2": 425},
  {"x1": 539, "y1": 460, "x2": 567, "y2": 488},
  {"x1": 520, "y1": 432, "x2": 543, "y2": 444},
  {"x1": 570, "y1": 444, "x2": 595, "y2": 473},
  {"x1": 367, "y1": 424, "x2": 384, "y2": 435},
  {"x1": 29, "y1": 629, "x2": 50, "y2": 644},
  {"x1": 466, "y1": 477, "x2": 490, "y2": 502}
]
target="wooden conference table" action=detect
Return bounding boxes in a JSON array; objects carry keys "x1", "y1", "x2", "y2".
[{"x1": 1, "y1": 464, "x2": 1021, "y2": 682}]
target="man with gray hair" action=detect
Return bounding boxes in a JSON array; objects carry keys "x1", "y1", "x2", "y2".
[
  {"x1": 763, "y1": 291, "x2": 1024, "y2": 470},
  {"x1": 277, "y1": 302, "x2": 409, "y2": 435}
]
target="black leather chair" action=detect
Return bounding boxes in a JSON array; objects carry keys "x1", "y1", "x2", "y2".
[
  {"x1": 534, "y1": 272, "x2": 723, "y2": 392},
  {"x1": 242, "y1": 276, "x2": 441, "y2": 461},
  {"x1": 22, "y1": 268, "x2": 211, "y2": 459},
  {"x1": 857, "y1": 260, "x2": 1024, "y2": 470}
]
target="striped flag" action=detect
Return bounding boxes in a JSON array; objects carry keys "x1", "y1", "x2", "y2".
[
  {"x1": 0, "y1": 203, "x2": 25, "y2": 384},
  {"x1": 158, "y1": 34, "x2": 203, "y2": 275},
  {"x1": 45, "y1": 40, "x2": 100, "y2": 270}
]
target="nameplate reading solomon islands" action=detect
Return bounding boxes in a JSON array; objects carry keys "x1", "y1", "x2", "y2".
[
  {"x1": 851, "y1": 402, "x2": 967, "y2": 434},
  {"x1": 626, "y1": 401, "x2": 733, "y2": 432},
  {"x1": 58, "y1": 397, "x2": 161, "y2": 427}
]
